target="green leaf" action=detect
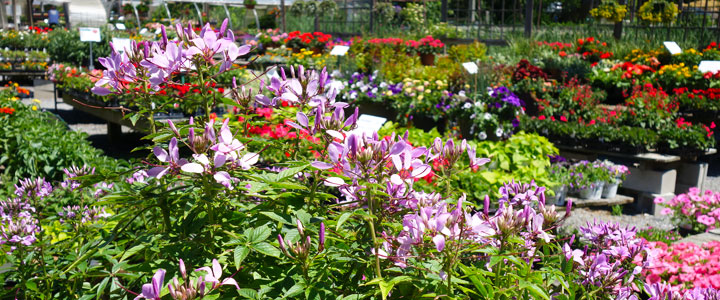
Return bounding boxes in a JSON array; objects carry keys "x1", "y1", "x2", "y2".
[
  {"x1": 25, "y1": 280, "x2": 38, "y2": 292},
  {"x1": 260, "y1": 212, "x2": 292, "y2": 225},
  {"x1": 335, "y1": 212, "x2": 352, "y2": 231},
  {"x1": 234, "y1": 246, "x2": 250, "y2": 270},
  {"x1": 120, "y1": 245, "x2": 145, "y2": 262},
  {"x1": 277, "y1": 163, "x2": 310, "y2": 181},
  {"x1": 252, "y1": 242, "x2": 281, "y2": 258},
  {"x1": 283, "y1": 283, "x2": 304, "y2": 299},
  {"x1": 519, "y1": 280, "x2": 550, "y2": 300},
  {"x1": 248, "y1": 225, "x2": 272, "y2": 244},
  {"x1": 96, "y1": 277, "x2": 110, "y2": 300},
  {"x1": 238, "y1": 288, "x2": 258, "y2": 299}
]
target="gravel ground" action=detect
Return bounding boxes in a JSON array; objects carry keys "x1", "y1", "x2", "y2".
[{"x1": 559, "y1": 207, "x2": 674, "y2": 235}]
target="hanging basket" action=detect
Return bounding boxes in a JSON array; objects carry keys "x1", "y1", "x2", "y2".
[{"x1": 420, "y1": 53, "x2": 435, "y2": 66}]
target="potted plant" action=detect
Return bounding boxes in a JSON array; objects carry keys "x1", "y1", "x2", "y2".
[
  {"x1": 415, "y1": 35, "x2": 444, "y2": 66},
  {"x1": 568, "y1": 160, "x2": 606, "y2": 200},
  {"x1": 601, "y1": 161, "x2": 630, "y2": 198},
  {"x1": 244, "y1": 0, "x2": 257, "y2": 9},
  {"x1": 548, "y1": 162, "x2": 570, "y2": 205}
]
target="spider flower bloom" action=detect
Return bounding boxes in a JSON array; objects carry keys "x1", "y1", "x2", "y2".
[{"x1": 91, "y1": 50, "x2": 137, "y2": 96}]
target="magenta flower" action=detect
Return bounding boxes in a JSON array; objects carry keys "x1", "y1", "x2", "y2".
[
  {"x1": 148, "y1": 137, "x2": 189, "y2": 178},
  {"x1": 195, "y1": 259, "x2": 239, "y2": 290},
  {"x1": 91, "y1": 50, "x2": 137, "y2": 95},
  {"x1": 135, "y1": 269, "x2": 166, "y2": 300}
]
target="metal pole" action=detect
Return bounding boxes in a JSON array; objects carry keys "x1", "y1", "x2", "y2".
[
  {"x1": 0, "y1": 0, "x2": 8, "y2": 30},
  {"x1": 132, "y1": 3, "x2": 140, "y2": 29},
  {"x1": 164, "y1": 2, "x2": 172, "y2": 20},
  {"x1": 223, "y1": 4, "x2": 232, "y2": 29},
  {"x1": 253, "y1": 8, "x2": 260, "y2": 30},
  {"x1": 524, "y1": 0, "x2": 533, "y2": 37},
  {"x1": 281, "y1": 0, "x2": 286, "y2": 32},
  {"x1": 441, "y1": 0, "x2": 447, "y2": 22},
  {"x1": 613, "y1": 0, "x2": 625, "y2": 39},
  {"x1": 62, "y1": 2, "x2": 70, "y2": 29},
  {"x1": 11, "y1": 0, "x2": 18, "y2": 29},
  {"x1": 27, "y1": 0, "x2": 33, "y2": 27},
  {"x1": 193, "y1": 2, "x2": 202, "y2": 24},
  {"x1": 89, "y1": 42, "x2": 94, "y2": 71}
]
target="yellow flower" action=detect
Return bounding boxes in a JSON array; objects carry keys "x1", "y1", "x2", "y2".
[
  {"x1": 31, "y1": 105, "x2": 37, "y2": 111},
  {"x1": 32, "y1": 99, "x2": 40, "y2": 103},
  {"x1": 418, "y1": 95, "x2": 424, "y2": 100},
  {"x1": 425, "y1": 89, "x2": 431, "y2": 94}
]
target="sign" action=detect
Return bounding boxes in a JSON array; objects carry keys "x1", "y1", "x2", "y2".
[
  {"x1": 79, "y1": 27, "x2": 101, "y2": 42},
  {"x1": 663, "y1": 41, "x2": 682, "y2": 55},
  {"x1": 462, "y1": 62, "x2": 478, "y2": 74},
  {"x1": 699, "y1": 61, "x2": 720, "y2": 74},
  {"x1": 111, "y1": 38, "x2": 132, "y2": 55},
  {"x1": 350, "y1": 114, "x2": 387, "y2": 136},
  {"x1": 330, "y1": 45, "x2": 350, "y2": 56},
  {"x1": 115, "y1": 23, "x2": 126, "y2": 30}
]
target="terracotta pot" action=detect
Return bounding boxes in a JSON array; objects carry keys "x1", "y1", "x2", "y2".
[{"x1": 420, "y1": 53, "x2": 435, "y2": 66}]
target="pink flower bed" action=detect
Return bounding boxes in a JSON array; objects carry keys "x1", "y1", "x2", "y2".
[
  {"x1": 656, "y1": 188, "x2": 720, "y2": 231},
  {"x1": 645, "y1": 241, "x2": 720, "y2": 290}
]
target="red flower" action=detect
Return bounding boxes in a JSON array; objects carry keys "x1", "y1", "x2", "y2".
[
  {"x1": 559, "y1": 51, "x2": 567, "y2": 57},
  {"x1": 538, "y1": 115, "x2": 546, "y2": 120},
  {"x1": 560, "y1": 116, "x2": 567, "y2": 122}
]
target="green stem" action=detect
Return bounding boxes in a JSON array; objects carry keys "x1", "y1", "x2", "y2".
[
  {"x1": 366, "y1": 189, "x2": 382, "y2": 280},
  {"x1": 198, "y1": 66, "x2": 211, "y2": 122},
  {"x1": 159, "y1": 197, "x2": 171, "y2": 232}
]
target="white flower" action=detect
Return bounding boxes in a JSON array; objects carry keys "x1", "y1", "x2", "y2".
[
  {"x1": 483, "y1": 113, "x2": 492, "y2": 120},
  {"x1": 470, "y1": 113, "x2": 477, "y2": 119},
  {"x1": 495, "y1": 128, "x2": 503, "y2": 137},
  {"x1": 463, "y1": 103, "x2": 472, "y2": 109},
  {"x1": 478, "y1": 132, "x2": 487, "y2": 140},
  {"x1": 379, "y1": 82, "x2": 388, "y2": 88},
  {"x1": 603, "y1": 68, "x2": 610, "y2": 72}
]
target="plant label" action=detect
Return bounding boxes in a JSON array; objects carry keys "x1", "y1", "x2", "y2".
[
  {"x1": 351, "y1": 114, "x2": 387, "y2": 135},
  {"x1": 699, "y1": 61, "x2": 720, "y2": 73},
  {"x1": 112, "y1": 38, "x2": 132, "y2": 55},
  {"x1": 79, "y1": 27, "x2": 101, "y2": 42},
  {"x1": 462, "y1": 62, "x2": 478, "y2": 74},
  {"x1": 115, "y1": 23, "x2": 126, "y2": 30},
  {"x1": 330, "y1": 45, "x2": 350, "y2": 56},
  {"x1": 663, "y1": 41, "x2": 682, "y2": 55}
]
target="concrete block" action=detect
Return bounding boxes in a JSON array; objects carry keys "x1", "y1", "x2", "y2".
[
  {"x1": 637, "y1": 192, "x2": 675, "y2": 216},
  {"x1": 676, "y1": 162, "x2": 709, "y2": 191},
  {"x1": 623, "y1": 167, "x2": 676, "y2": 194}
]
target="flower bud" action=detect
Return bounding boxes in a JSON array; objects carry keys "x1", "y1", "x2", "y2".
[
  {"x1": 319, "y1": 222, "x2": 325, "y2": 252},
  {"x1": 296, "y1": 219, "x2": 305, "y2": 236},
  {"x1": 179, "y1": 258, "x2": 187, "y2": 279}
]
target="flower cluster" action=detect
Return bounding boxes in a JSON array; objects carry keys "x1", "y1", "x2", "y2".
[
  {"x1": 409, "y1": 35, "x2": 445, "y2": 55},
  {"x1": 58, "y1": 205, "x2": 110, "y2": 227},
  {"x1": 284, "y1": 31, "x2": 332, "y2": 49},
  {"x1": 147, "y1": 117, "x2": 259, "y2": 190},
  {"x1": 566, "y1": 221, "x2": 650, "y2": 297},
  {"x1": 512, "y1": 59, "x2": 548, "y2": 82},
  {"x1": 135, "y1": 258, "x2": 239, "y2": 300},
  {"x1": 92, "y1": 19, "x2": 250, "y2": 95},
  {"x1": 0, "y1": 177, "x2": 50, "y2": 252},
  {"x1": 657, "y1": 188, "x2": 720, "y2": 232},
  {"x1": 645, "y1": 241, "x2": 720, "y2": 291}
]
